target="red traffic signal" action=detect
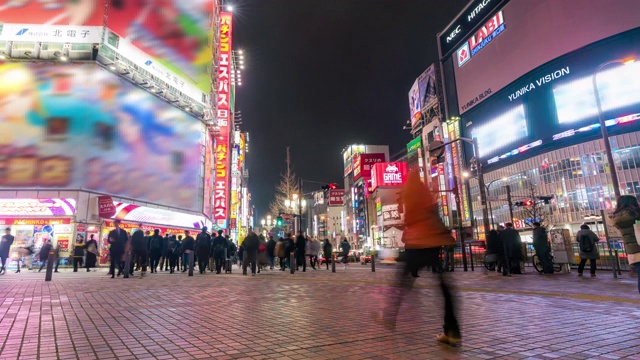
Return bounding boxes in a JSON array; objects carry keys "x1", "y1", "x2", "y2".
[{"x1": 523, "y1": 199, "x2": 533, "y2": 206}]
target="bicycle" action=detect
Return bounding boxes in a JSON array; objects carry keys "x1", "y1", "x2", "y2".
[{"x1": 532, "y1": 254, "x2": 563, "y2": 273}]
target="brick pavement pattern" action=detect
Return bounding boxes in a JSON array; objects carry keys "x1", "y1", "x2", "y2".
[{"x1": 1, "y1": 266, "x2": 639, "y2": 360}]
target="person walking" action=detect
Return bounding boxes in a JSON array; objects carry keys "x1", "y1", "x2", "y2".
[
  {"x1": 323, "y1": 239, "x2": 333, "y2": 270},
  {"x1": 130, "y1": 227, "x2": 148, "y2": 278},
  {"x1": 195, "y1": 227, "x2": 211, "y2": 274},
  {"x1": 284, "y1": 234, "x2": 295, "y2": 269},
  {"x1": 484, "y1": 229, "x2": 503, "y2": 272},
  {"x1": 159, "y1": 233, "x2": 170, "y2": 271},
  {"x1": 499, "y1": 222, "x2": 523, "y2": 276},
  {"x1": 211, "y1": 230, "x2": 227, "y2": 274},
  {"x1": 295, "y1": 231, "x2": 307, "y2": 272},
  {"x1": 258, "y1": 234, "x2": 268, "y2": 273},
  {"x1": 241, "y1": 228, "x2": 259, "y2": 276},
  {"x1": 108, "y1": 220, "x2": 128, "y2": 278},
  {"x1": 0, "y1": 227, "x2": 14, "y2": 275},
  {"x1": 72, "y1": 234, "x2": 85, "y2": 272},
  {"x1": 373, "y1": 170, "x2": 461, "y2": 346},
  {"x1": 182, "y1": 230, "x2": 195, "y2": 272},
  {"x1": 611, "y1": 195, "x2": 640, "y2": 294},
  {"x1": 148, "y1": 229, "x2": 163, "y2": 273},
  {"x1": 339, "y1": 239, "x2": 351, "y2": 270},
  {"x1": 84, "y1": 234, "x2": 98, "y2": 272},
  {"x1": 532, "y1": 222, "x2": 554, "y2": 275},
  {"x1": 266, "y1": 235, "x2": 277, "y2": 270},
  {"x1": 38, "y1": 240, "x2": 54, "y2": 272},
  {"x1": 575, "y1": 224, "x2": 600, "y2": 277},
  {"x1": 168, "y1": 235, "x2": 181, "y2": 274},
  {"x1": 275, "y1": 238, "x2": 286, "y2": 271}
]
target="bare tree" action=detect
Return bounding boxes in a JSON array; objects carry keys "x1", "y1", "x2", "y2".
[
  {"x1": 268, "y1": 147, "x2": 301, "y2": 216},
  {"x1": 518, "y1": 186, "x2": 553, "y2": 229}
]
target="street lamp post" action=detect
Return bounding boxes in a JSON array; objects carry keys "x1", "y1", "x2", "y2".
[
  {"x1": 284, "y1": 194, "x2": 306, "y2": 234},
  {"x1": 593, "y1": 58, "x2": 636, "y2": 200}
]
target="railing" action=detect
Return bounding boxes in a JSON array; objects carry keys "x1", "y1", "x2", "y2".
[{"x1": 442, "y1": 241, "x2": 630, "y2": 271}]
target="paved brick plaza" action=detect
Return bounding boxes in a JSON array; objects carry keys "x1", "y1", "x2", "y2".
[{"x1": 1, "y1": 266, "x2": 639, "y2": 360}]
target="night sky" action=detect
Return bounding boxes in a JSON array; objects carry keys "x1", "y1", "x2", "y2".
[{"x1": 233, "y1": 0, "x2": 468, "y2": 219}]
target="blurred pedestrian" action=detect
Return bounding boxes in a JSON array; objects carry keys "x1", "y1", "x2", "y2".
[
  {"x1": 131, "y1": 227, "x2": 148, "y2": 278},
  {"x1": 576, "y1": 224, "x2": 600, "y2": 277},
  {"x1": 266, "y1": 235, "x2": 277, "y2": 270},
  {"x1": 38, "y1": 240, "x2": 53, "y2": 272},
  {"x1": 533, "y1": 222, "x2": 553, "y2": 275},
  {"x1": 148, "y1": 229, "x2": 163, "y2": 273},
  {"x1": 284, "y1": 234, "x2": 295, "y2": 269},
  {"x1": 485, "y1": 229, "x2": 503, "y2": 273},
  {"x1": 108, "y1": 220, "x2": 127, "y2": 278},
  {"x1": 212, "y1": 230, "x2": 227, "y2": 274},
  {"x1": 275, "y1": 237, "x2": 286, "y2": 271},
  {"x1": 242, "y1": 228, "x2": 259, "y2": 276},
  {"x1": 258, "y1": 234, "x2": 268, "y2": 273},
  {"x1": 339, "y1": 239, "x2": 351, "y2": 270},
  {"x1": 373, "y1": 170, "x2": 461, "y2": 346},
  {"x1": 195, "y1": 227, "x2": 211, "y2": 274},
  {"x1": 84, "y1": 234, "x2": 98, "y2": 272},
  {"x1": 323, "y1": 239, "x2": 332, "y2": 270},
  {"x1": 72, "y1": 234, "x2": 85, "y2": 272},
  {"x1": 168, "y1": 235, "x2": 181, "y2": 274},
  {"x1": 611, "y1": 195, "x2": 640, "y2": 294},
  {"x1": 295, "y1": 231, "x2": 307, "y2": 272},
  {"x1": 182, "y1": 230, "x2": 195, "y2": 272},
  {"x1": 499, "y1": 222, "x2": 523, "y2": 276},
  {"x1": 160, "y1": 233, "x2": 170, "y2": 271},
  {"x1": 0, "y1": 227, "x2": 14, "y2": 275}
]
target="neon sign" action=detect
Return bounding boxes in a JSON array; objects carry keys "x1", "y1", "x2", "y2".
[{"x1": 457, "y1": 11, "x2": 505, "y2": 67}]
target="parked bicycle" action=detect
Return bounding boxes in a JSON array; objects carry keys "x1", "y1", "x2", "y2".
[{"x1": 532, "y1": 254, "x2": 563, "y2": 273}]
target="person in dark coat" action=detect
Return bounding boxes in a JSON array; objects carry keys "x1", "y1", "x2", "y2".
[
  {"x1": 266, "y1": 235, "x2": 277, "y2": 270},
  {"x1": 159, "y1": 233, "x2": 170, "y2": 271},
  {"x1": 499, "y1": 222, "x2": 523, "y2": 276},
  {"x1": 72, "y1": 234, "x2": 85, "y2": 272},
  {"x1": 38, "y1": 240, "x2": 53, "y2": 272},
  {"x1": 532, "y1": 222, "x2": 554, "y2": 275},
  {"x1": 575, "y1": 224, "x2": 600, "y2": 277},
  {"x1": 168, "y1": 235, "x2": 181, "y2": 274},
  {"x1": 284, "y1": 233, "x2": 295, "y2": 269},
  {"x1": 108, "y1": 220, "x2": 128, "y2": 278},
  {"x1": 0, "y1": 227, "x2": 15, "y2": 275},
  {"x1": 195, "y1": 228, "x2": 211, "y2": 274},
  {"x1": 323, "y1": 239, "x2": 333, "y2": 270},
  {"x1": 182, "y1": 230, "x2": 195, "y2": 272},
  {"x1": 84, "y1": 234, "x2": 98, "y2": 272},
  {"x1": 485, "y1": 229, "x2": 503, "y2": 272},
  {"x1": 148, "y1": 229, "x2": 164, "y2": 273},
  {"x1": 211, "y1": 230, "x2": 227, "y2": 274},
  {"x1": 130, "y1": 227, "x2": 148, "y2": 277},
  {"x1": 295, "y1": 231, "x2": 307, "y2": 272},
  {"x1": 241, "y1": 228, "x2": 260, "y2": 276}
]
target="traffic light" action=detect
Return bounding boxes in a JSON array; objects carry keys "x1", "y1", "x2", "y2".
[
  {"x1": 322, "y1": 183, "x2": 338, "y2": 190},
  {"x1": 538, "y1": 195, "x2": 554, "y2": 204},
  {"x1": 523, "y1": 200, "x2": 533, "y2": 206},
  {"x1": 276, "y1": 216, "x2": 283, "y2": 227}
]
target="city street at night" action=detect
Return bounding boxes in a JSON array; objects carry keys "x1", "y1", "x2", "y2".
[{"x1": 1, "y1": 268, "x2": 639, "y2": 360}]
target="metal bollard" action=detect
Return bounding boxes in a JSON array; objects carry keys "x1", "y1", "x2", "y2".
[
  {"x1": 45, "y1": 251, "x2": 56, "y2": 281},
  {"x1": 331, "y1": 254, "x2": 336, "y2": 273},
  {"x1": 188, "y1": 251, "x2": 194, "y2": 276},
  {"x1": 290, "y1": 252, "x2": 295, "y2": 274},
  {"x1": 469, "y1": 244, "x2": 474, "y2": 272},
  {"x1": 123, "y1": 251, "x2": 131, "y2": 278},
  {"x1": 371, "y1": 254, "x2": 375, "y2": 272}
]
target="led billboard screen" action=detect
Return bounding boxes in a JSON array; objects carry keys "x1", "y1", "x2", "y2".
[
  {"x1": 0, "y1": 62, "x2": 205, "y2": 211},
  {"x1": 451, "y1": 0, "x2": 640, "y2": 114},
  {"x1": 463, "y1": 28, "x2": 640, "y2": 169}
]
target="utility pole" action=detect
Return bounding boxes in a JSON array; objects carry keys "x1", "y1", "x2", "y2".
[
  {"x1": 506, "y1": 185, "x2": 514, "y2": 224},
  {"x1": 452, "y1": 175, "x2": 468, "y2": 271}
]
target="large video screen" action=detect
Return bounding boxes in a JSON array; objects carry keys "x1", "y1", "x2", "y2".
[
  {"x1": 462, "y1": 28, "x2": 640, "y2": 169},
  {"x1": 452, "y1": 0, "x2": 640, "y2": 115},
  {"x1": 0, "y1": 63, "x2": 205, "y2": 212}
]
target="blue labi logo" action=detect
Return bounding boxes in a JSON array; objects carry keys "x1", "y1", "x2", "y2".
[
  {"x1": 144, "y1": 60, "x2": 152, "y2": 66},
  {"x1": 16, "y1": 28, "x2": 29, "y2": 36}
]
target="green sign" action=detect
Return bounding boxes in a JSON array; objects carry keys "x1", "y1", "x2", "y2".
[{"x1": 406, "y1": 137, "x2": 422, "y2": 155}]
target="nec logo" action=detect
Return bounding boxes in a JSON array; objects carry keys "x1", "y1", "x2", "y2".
[
  {"x1": 144, "y1": 60, "x2": 152, "y2": 66},
  {"x1": 16, "y1": 28, "x2": 29, "y2": 36}
]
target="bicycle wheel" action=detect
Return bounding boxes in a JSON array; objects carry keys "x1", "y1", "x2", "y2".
[
  {"x1": 553, "y1": 263, "x2": 563, "y2": 273},
  {"x1": 532, "y1": 255, "x2": 543, "y2": 273},
  {"x1": 484, "y1": 255, "x2": 496, "y2": 271}
]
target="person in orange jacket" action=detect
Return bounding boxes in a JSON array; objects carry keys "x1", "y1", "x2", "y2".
[{"x1": 373, "y1": 170, "x2": 461, "y2": 346}]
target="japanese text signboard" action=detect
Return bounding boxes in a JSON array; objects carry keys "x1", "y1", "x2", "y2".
[
  {"x1": 354, "y1": 153, "x2": 385, "y2": 181},
  {"x1": 213, "y1": 12, "x2": 233, "y2": 222},
  {"x1": 328, "y1": 189, "x2": 345, "y2": 206}
]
